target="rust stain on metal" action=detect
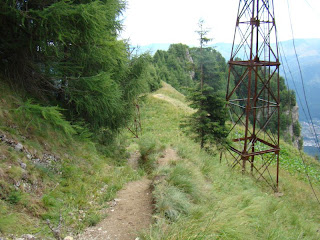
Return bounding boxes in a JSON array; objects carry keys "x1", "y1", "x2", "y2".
[{"x1": 224, "y1": 0, "x2": 281, "y2": 192}]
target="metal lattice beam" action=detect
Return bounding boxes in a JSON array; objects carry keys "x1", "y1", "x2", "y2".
[{"x1": 225, "y1": 0, "x2": 280, "y2": 191}]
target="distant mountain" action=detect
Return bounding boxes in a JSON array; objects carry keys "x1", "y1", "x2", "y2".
[
  {"x1": 278, "y1": 39, "x2": 320, "y2": 121},
  {"x1": 214, "y1": 39, "x2": 320, "y2": 121}
]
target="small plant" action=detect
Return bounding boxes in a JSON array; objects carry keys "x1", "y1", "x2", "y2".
[
  {"x1": 7, "y1": 190, "x2": 22, "y2": 204},
  {"x1": 137, "y1": 133, "x2": 161, "y2": 172},
  {"x1": 7, "y1": 165, "x2": 23, "y2": 181},
  {"x1": 168, "y1": 164, "x2": 201, "y2": 202},
  {"x1": 85, "y1": 212, "x2": 101, "y2": 226},
  {"x1": 154, "y1": 184, "x2": 192, "y2": 222},
  {"x1": 42, "y1": 194, "x2": 58, "y2": 208}
]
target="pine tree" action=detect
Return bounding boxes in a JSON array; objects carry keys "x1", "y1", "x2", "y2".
[
  {"x1": 181, "y1": 85, "x2": 228, "y2": 150},
  {"x1": 0, "y1": 0, "x2": 156, "y2": 134},
  {"x1": 181, "y1": 20, "x2": 228, "y2": 150},
  {"x1": 195, "y1": 19, "x2": 212, "y2": 89}
]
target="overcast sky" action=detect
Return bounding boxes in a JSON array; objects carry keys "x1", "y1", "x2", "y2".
[{"x1": 120, "y1": 0, "x2": 320, "y2": 46}]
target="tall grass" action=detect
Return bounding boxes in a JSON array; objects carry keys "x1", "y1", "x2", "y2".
[
  {"x1": 0, "y1": 82, "x2": 143, "y2": 238},
  {"x1": 139, "y1": 83, "x2": 320, "y2": 240}
]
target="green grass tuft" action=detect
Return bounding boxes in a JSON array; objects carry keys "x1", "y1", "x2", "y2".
[{"x1": 138, "y1": 83, "x2": 320, "y2": 240}]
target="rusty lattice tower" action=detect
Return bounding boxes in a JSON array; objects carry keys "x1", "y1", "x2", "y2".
[{"x1": 225, "y1": 0, "x2": 280, "y2": 191}]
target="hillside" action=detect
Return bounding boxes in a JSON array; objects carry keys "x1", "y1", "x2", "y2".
[
  {"x1": 140, "y1": 39, "x2": 320, "y2": 154},
  {"x1": 0, "y1": 81, "x2": 143, "y2": 239},
  {"x1": 139, "y1": 39, "x2": 320, "y2": 122},
  {"x1": 142, "y1": 83, "x2": 320, "y2": 239},
  {"x1": 0, "y1": 82, "x2": 320, "y2": 239}
]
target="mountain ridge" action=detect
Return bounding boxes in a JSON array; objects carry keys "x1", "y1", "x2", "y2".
[{"x1": 138, "y1": 39, "x2": 320, "y2": 152}]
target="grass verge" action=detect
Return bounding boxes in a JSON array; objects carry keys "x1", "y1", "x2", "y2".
[{"x1": 138, "y1": 82, "x2": 320, "y2": 240}]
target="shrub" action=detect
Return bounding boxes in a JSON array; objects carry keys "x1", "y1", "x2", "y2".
[
  {"x1": 7, "y1": 190, "x2": 22, "y2": 204},
  {"x1": 137, "y1": 134, "x2": 160, "y2": 172}
]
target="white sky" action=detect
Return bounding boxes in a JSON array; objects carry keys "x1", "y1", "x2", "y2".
[{"x1": 120, "y1": 0, "x2": 320, "y2": 46}]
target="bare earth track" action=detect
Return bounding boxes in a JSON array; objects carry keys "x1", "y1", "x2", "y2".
[
  {"x1": 77, "y1": 178, "x2": 152, "y2": 240},
  {"x1": 77, "y1": 148, "x2": 178, "y2": 240}
]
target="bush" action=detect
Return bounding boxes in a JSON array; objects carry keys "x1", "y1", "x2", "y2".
[
  {"x1": 137, "y1": 134, "x2": 160, "y2": 172},
  {"x1": 168, "y1": 164, "x2": 201, "y2": 202},
  {"x1": 7, "y1": 190, "x2": 22, "y2": 204}
]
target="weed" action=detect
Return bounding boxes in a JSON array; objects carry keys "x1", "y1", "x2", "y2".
[
  {"x1": 137, "y1": 133, "x2": 162, "y2": 172},
  {"x1": 85, "y1": 212, "x2": 101, "y2": 226},
  {"x1": 153, "y1": 184, "x2": 192, "y2": 222},
  {"x1": 42, "y1": 194, "x2": 58, "y2": 208},
  {"x1": 7, "y1": 190, "x2": 22, "y2": 204}
]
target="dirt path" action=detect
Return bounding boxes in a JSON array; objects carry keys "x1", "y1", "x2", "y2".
[
  {"x1": 152, "y1": 93, "x2": 195, "y2": 113},
  {"x1": 158, "y1": 148, "x2": 179, "y2": 166},
  {"x1": 77, "y1": 177, "x2": 152, "y2": 240},
  {"x1": 76, "y1": 148, "x2": 178, "y2": 240}
]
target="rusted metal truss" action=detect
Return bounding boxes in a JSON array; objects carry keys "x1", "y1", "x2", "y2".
[
  {"x1": 127, "y1": 102, "x2": 142, "y2": 138},
  {"x1": 224, "y1": 0, "x2": 280, "y2": 191}
]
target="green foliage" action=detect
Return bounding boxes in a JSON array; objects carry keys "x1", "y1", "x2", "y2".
[
  {"x1": 153, "y1": 44, "x2": 194, "y2": 91},
  {"x1": 143, "y1": 62, "x2": 161, "y2": 92},
  {"x1": 138, "y1": 84, "x2": 320, "y2": 240},
  {"x1": 293, "y1": 122, "x2": 301, "y2": 138},
  {"x1": 7, "y1": 190, "x2": 23, "y2": 204},
  {"x1": 15, "y1": 99, "x2": 76, "y2": 137},
  {"x1": 85, "y1": 212, "x2": 101, "y2": 227},
  {"x1": 152, "y1": 43, "x2": 228, "y2": 98},
  {"x1": 0, "y1": 0, "x2": 154, "y2": 135},
  {"x1": 231, "y1": 62, "x2": 301, "y2": 142},
  {"x1": 65, "y1": 72, "x2": 125, "y2": 130},
  {"x1": 124, "y1": 54, "x2": 161, "y2": 98},
  {"x1": 279, "y1": 143, "x2": 320, "y2": 183},
  {"x1": 189, "y1": 47, "x2": 227, "y2": 93},
  {"x1": 0, "y1": 79, "x2": 146, "y2": 237},
  {"x1": 137, "y1": 133, "x2": 162, "y2": 172},
  {"x1": 181, "y1": 85, "x2": 229, "y2": 150},
  {"x1": 0, "y1": 202, "x2": 38, "y2": 235},
  {"x1": 153, "y1": 184, "x2": 192, "y2": 222},
  {"x1": 167, "y1": 164, "x2": 201, "y2": 202},
  {"x1": 196, "y1": 19, "x2": 212, "y2": 48}
]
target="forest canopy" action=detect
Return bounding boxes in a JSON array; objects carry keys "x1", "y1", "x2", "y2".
[
  {"x1": 0, "y1": 0, "x2": 159, "y2": 133},
  {"x1": 0, "y1": 1, "x2": 300, "y2": 145}
]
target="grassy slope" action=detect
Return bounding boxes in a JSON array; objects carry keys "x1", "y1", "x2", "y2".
[
  {"x1": 0, "y1": 81, "x2": 142, "y2": 239},
  {"x1": 1, "y1": 80, "x2": 320, "y2": 239},
  {"x1": 139, "y1": 83, "x2": 320, "y2": 239}
]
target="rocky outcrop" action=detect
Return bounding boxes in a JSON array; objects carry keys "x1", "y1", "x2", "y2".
[
  {"x1": 255, "y1": 103, "x2": 302, "y2": 149},
  {"x1": 285, "y1": 104, "x2": 302, "y2": 149},
  {"x1": 0, "y1": 132, "x2": 60, "y2": 169},
  {"x1": 185, "y1": 49, "x2": 195, "y2": 79}
]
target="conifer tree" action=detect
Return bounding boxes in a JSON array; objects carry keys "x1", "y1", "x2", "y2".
[
  {"x1": 181, "y1": 85, "x2": 228, "y2": 150},
  {"x1": 181, "y1": 21, "x2": 228, "y2": 150},
  {"x1": 0, "y1": 0, "x2": 156, "y2": 135},
  {"x1": 196, "y1": 19, "x2": 212, "y2": 90}
]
